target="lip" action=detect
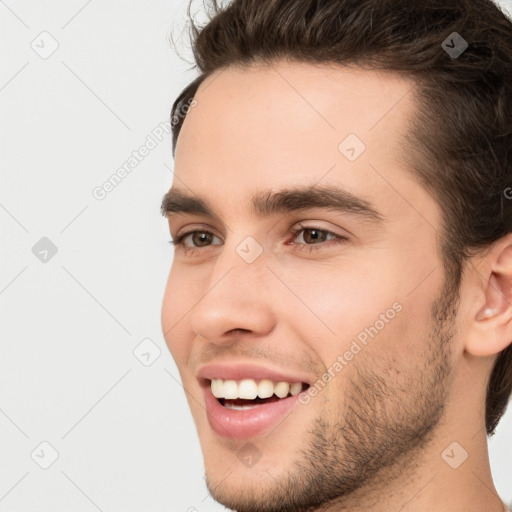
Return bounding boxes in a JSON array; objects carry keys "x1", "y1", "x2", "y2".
[
  {"x1": 197, "y1": 362, "x2": 314, "y2": 385},
  {"x1": 197, "y1": 362, "x2": 313, "y2": 440},
  {"x1": 202, "y1": 381, "x2": 304, "y2": 439}
]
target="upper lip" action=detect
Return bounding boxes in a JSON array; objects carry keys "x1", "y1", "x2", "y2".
[{"x1": 196, "y1": 361, "x2": 314, "y2": 385}]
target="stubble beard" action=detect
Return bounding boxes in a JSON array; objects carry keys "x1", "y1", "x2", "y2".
[{"x1": 207, "y1": 280, "x2": 459, "y2": 512}]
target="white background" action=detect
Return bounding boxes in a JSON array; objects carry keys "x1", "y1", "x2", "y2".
[{"x1": 1, "y1": 1, "x2": 511, "y2": 510}]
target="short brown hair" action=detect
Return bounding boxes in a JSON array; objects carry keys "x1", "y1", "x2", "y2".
[{"x1": 168, "y1": 0, "x2": 512, "y2": 435}]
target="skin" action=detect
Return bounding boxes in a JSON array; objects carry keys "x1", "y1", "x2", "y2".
[{"x1": 161, "y1": 60, "x2": 512, "y2": 512}]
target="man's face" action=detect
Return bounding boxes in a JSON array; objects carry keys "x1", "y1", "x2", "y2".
[{"x1": 161, "y1": 61, "x2": 458, "y2": 511}]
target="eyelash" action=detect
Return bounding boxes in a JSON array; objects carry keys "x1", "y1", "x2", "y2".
[{"x1": 169, "y1": 224, "x2": 348, "y2": 255}]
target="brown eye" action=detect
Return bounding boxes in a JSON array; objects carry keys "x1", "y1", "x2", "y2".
[
  {"x1": 300, "y1": 228, "x2": 330, "y2": 244},
  {"x1": 170, "y1": 230, "x2": 222, "y2": 251},
  {"x1": 191, "y1": 232, "x2": 214, "y2": 247},
  {"x1": 289, "y1": 225, "x2": 348, "y2": 253},
  {"x1": 293, "y1": 227, "x2": 337, "y2": 245}
]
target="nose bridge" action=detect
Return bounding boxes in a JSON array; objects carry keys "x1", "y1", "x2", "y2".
[
  {"x1": 211, "y1": 231, "x2": 270, "y2": 294},
  {"x1": 188, "y1": 234, "x2": 274, "y2": 342}
]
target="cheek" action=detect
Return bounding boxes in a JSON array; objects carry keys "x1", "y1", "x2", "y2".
[
  {"x1": 277, "y1": 254, "x2": 440, "y2": 369},
  {"x1": 277, "y1": 261, "x2": 399, "y2": 346}
]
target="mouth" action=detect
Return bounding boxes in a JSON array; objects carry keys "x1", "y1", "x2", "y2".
[
  {"x1": 211, "y1": 378, "x2": 310, "y2": 410},
  {"x1": 200, "y1": 375, "x2": 311, "y2": 440}
]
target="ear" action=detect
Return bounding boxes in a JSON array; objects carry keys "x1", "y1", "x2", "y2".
[{"x1": 466, "y1": 237, "x2": 512, "y2": 357}]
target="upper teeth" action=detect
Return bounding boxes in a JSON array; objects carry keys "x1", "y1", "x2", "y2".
[{"x1": 211, "y1": 378, "x2": 303, "y2": 400}]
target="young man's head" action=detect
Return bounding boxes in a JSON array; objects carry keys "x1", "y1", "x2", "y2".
[{"x1": 161, "y1": 1, "x2": 512, "y2": 510}]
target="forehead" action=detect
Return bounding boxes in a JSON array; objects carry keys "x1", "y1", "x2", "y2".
[{"x1": 172, "y1": 60, "x2": 432, "y2": 223}]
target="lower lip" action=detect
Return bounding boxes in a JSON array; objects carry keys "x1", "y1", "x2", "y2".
[{"x1": 203, "y1": 385, "x2": 303, "y2": 439}]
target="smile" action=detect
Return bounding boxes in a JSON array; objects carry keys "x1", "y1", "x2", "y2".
[{"x1": 202, "y1": 377, "x2": 310, "y2": 439}]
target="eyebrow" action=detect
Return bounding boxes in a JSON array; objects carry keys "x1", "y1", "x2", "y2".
[{"x1": 161, "y1": 184, "x2": 384, "y2": 224}]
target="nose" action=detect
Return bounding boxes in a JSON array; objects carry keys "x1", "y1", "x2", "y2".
[{"x1": 188, "y1": 241, "x2": 276, "y2": 345}]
